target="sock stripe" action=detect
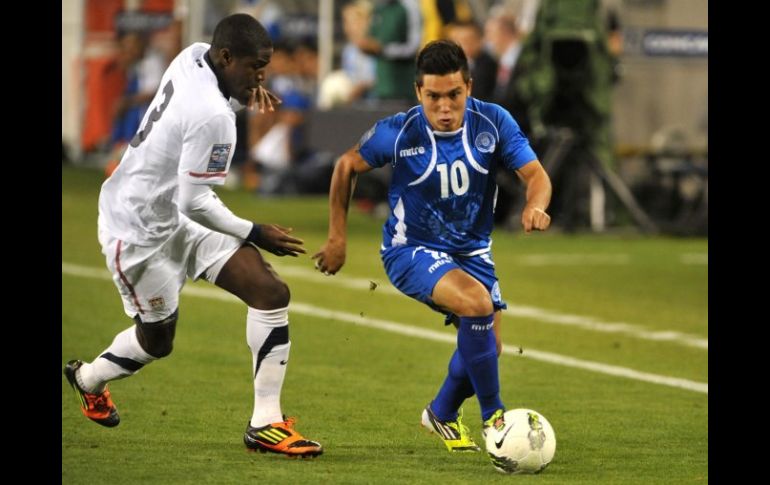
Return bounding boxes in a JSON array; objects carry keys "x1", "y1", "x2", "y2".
[
  {"x1": 254, "y1": 325, "x2": 289, "y2": 378},
  {"x1": 100, "y1": 352, "x2": 145, "y2": 372}
]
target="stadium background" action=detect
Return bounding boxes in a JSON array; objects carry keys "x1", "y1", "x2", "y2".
[{"x1": 61, "y1": 1, "x2": 707, "y2": 482}]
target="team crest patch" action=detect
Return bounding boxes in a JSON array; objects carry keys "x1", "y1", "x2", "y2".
[
  {"x1": 207, "y1": 144, "x2": 231, "y2": 172},
  {"x1": 491, "y1": 281, "x2": 502, "y2": 305},
  {"x1": 475, "y1": 132, "x2": 496, "y2": 153},
  {"x1": 148, "y1": 296, "x2": 166, "y2": 311}
]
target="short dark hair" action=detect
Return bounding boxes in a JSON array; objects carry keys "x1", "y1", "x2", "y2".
[
  {"x1": 415, "y1": 40, "x2": 470, "y2": 87},
  {"x1": 211, "y1": 13, "x2": 272, "y2": 57}
]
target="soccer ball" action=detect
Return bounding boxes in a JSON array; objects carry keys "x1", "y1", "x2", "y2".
[
  {"x1": 318, "y1": 70, "x2": 354, "y2": 109},
  {"x1": 484, "y1": 408, "x2": 556, "y2": 474}
]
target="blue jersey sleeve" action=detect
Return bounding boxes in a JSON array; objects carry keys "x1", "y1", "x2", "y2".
[
  {"x1": 492, "y1": 104, "x2": 537, "y2": 171},
  {"x1": 358, "y1": 113, "x2": 407, "y2": 168}
]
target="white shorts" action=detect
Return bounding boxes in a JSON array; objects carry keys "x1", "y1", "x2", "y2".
[{"x1": 98, "y1": 215, "x2": 242, "y2": 322}]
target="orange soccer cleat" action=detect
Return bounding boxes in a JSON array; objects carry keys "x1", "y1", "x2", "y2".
[
  {"x1": 243, "y1": 416, "x2": 323, "y2": 458},
  {"x1": 64, "y1": 360, "x2": 120, "y2": 427}
]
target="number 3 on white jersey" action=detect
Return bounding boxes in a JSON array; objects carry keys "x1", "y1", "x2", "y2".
[{"x1": 436, "y1": 160, "x2": 470, "y2": 198}]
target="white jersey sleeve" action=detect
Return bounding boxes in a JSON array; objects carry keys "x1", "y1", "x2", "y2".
[
  {"x1": 179, "y1": 112, "x2": 236, "y2": 186},
  {"x1": 178, "y1": 180, "x2": 252, "y2": 239}
]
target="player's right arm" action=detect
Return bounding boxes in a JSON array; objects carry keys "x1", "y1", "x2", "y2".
[{"x1": 312, "y1": 146, "x2": 373, "y2": 274}]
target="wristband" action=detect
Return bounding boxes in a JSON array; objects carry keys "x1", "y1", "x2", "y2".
[{"x1": 246, "y1": 223, "x2": 262, "y2": 244}]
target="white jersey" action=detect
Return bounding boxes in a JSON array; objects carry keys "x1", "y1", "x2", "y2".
[{"x1": 99, "y1": 43, "x2": 241, "y2": 246}]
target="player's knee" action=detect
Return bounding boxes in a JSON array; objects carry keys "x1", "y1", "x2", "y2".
[
  {"x1": 134, "y1": 310, "x2": 178, "y2": 358},
  {"x1": 245, "y1": 278, "x2": 290, "y2": 310},
  {"x1": 263, "y1": 279, "x2": 290, "y2": 309},
  {"x1": 455, "y1": 293, "x2": 494, "y2": 317}
]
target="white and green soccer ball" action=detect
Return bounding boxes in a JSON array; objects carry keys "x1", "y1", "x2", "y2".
[{"x1": 485, "y1": 408, "x2": 556, "y2": 474}]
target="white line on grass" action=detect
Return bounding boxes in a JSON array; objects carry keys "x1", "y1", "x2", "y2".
[
  {"x1": 272, "y1": 262, "x2": 708, "y2": 350},
  {"x1": 62, "y1": 262, "x2": 708, "y2": 394},
  {"x1": 516, "y1": 254, "x2": 631, "y2": 266},
  {"x1": 681, "y1": 253, "x2": 708, "y2": 265}
]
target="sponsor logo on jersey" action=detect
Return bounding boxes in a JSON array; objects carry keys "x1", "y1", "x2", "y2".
[
  {"x1": 208, "y1": 144, "x2": 231, "y2": 172},
  {"x1": 399, "y1": 146, "x2": 426, "y2": 157},
  {"x1": 475, "y1": 132, "x2": 495, "y2": 153}
]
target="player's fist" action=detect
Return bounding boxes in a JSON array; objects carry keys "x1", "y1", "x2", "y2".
[
  {"x1": 521, "y1": 206, "x2": 551, "y2": 233},
  {"x1": 312, "y1": 240, "x2": 346, "y2": 275}
]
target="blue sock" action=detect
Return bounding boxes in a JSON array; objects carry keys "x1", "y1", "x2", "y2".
[
  {"x1": 431, "y1": 350, "x2": 474, "y2": 422},
  {"x1": 457, "y1": 314, "x2": 504, "y2": 421}
]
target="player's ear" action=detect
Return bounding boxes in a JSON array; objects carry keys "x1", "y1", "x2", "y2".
[{"x1": 221, "y1": 48, "x2": 232, "y2": 66}]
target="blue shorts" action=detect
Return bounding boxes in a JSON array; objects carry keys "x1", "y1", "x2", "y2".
[{"x1": 381, "y1": 245, "x2": 507, "y2": 322}]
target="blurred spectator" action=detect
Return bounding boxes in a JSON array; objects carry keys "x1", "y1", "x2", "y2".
[
  {"x1": 105, "y1": 31, "x2": 166, "y2": 176},
  {"x1": 246, "y1": 42, "x2": 304, "y2": 194},
  {"x1": 484, "y1": 11, "x2": 524, "y2": 118},
  {"x1": 447, "y1": 20, "x2": 497, "y2": 101},
  {"x1": 319, "y1": 0, "x2": 376, "y2": 109},
  {"x1": 246, "y1": 40, "x2": 331, "y2": 195},
  {"x1": 420, "y1": 0, "x2": 473, "y2": 44},
  {"x1": 109, "y1": 31, "x2": 166, "y2": 148},
  {"x1": 605, "y1": 6, "x2": 623, "y2": 83},
  {"x1": 355, "y1": 0, "x2": 422, "y2": 103}
]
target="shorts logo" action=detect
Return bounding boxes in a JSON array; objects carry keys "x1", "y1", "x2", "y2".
[
  {"x1": 428, "y1": 258, "x2": 450, "y2": 274},
  {"x1": 475, "y1": 132, "x2": 496, "y2": 153},
  {"x1": 207, "y1": 144, "x2": 231, "y2": 172},
  {"x1": 148, "y1": 296, "x2": 166, "y2": 311},
  {"x1": 424, "y1": 249, "x2": 452, "y2": 274}
]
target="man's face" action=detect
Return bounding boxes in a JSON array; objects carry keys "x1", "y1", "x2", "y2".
[
  {"x1": 224, "y1": 47, "x2": 273, "y2": 105},
  {"x1": 448, "y1": 26, "x2": 481, "y2": 59},
  {"x1": 415, "y1": 71, "x2": 471, "y2": 132}
]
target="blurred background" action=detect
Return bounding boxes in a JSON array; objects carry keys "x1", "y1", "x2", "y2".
[{"x1": 61, "y1": 0, "x2": 707, "y2": 236}]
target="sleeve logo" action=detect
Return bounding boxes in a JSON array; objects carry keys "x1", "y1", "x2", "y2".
[
  {"x1": 359, "y1": 124, "x2": 377, "y2": 146},
  {"x1": 207, "y1": 144, "x2": 231, "y2": 172}
]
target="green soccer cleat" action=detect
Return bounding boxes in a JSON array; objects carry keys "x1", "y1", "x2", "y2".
[
  {"x1": 481, "y1": 408, "x2": 505, "y2": 440},
  {"x1": 420, "y1": 404, "x2": 480, "y2": 452}
]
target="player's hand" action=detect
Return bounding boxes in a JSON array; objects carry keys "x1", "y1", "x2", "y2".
[
  {"x1": 249, "y1": 86, "x2": 282, "y2": 113},
  {"x1": 521, "y1": 206, "x2": 551, "y2": 233},
  {"x1": 311, "y1": 240, "x2": 346, "y2": 276},
  {"x1": 250, "y1": 224, "x2": 305, "y2": 257}
]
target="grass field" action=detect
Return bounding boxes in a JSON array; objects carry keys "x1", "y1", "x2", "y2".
[{"x1": 62, "y1": 165, "x2": 707, "y2": 483}]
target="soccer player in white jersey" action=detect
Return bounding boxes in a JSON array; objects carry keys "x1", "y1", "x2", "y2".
[
  {"x1": 313, "y1": 40, "x2": 551, "y2": 459},
  {"x1": 64, "y1": 14, "x2": 322, "y2": 458}
]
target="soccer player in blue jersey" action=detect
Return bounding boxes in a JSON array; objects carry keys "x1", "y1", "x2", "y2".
[{"x1": 313, "y1": 39, "x2": 552, "y2": 456}]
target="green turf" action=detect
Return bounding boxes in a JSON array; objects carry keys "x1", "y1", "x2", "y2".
[{"x1": 62, "y1": 166, "x2": 707, "y2": 483}]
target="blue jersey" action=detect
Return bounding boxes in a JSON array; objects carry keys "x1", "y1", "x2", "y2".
[{"x1": 359, "y1": 97, "x2": 537, "y2": 254}]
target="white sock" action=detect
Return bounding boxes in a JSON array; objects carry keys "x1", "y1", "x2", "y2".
[
  {"x1": 247, "y1": 306, "x2": 290, "y2": 428},
  {"x1": 77, "y1": 325, "x2": 156, "y2": 393}
]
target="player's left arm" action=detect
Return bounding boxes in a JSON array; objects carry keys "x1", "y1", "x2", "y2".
[{"x1": 516, "y1": 160, "x2": 552, "y2": 233}]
